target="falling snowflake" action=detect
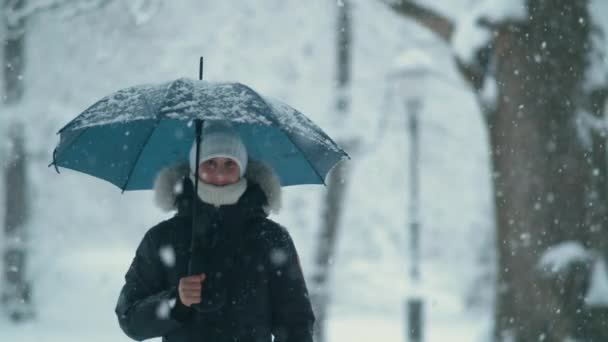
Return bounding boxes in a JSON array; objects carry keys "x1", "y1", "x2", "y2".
[
  {"x1": 159, "y1": 245, "x2": 176, "y2": 267},
  {"x1": 270, "y1": 248, "x2": 288, "y2": 266},
  {"x1": 156, "y1": 299, "x2": 171, "y2": 319}
]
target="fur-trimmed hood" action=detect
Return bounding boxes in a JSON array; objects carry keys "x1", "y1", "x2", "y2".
[{"x1": 153, "y1": 159, "x2": 282, "y2": 215}]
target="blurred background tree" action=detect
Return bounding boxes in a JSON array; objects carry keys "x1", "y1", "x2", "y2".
[
  {"x1": 312, "y1": 1, "x2": 353, "y2": 342},
  {"x1": 386, "y1": 0, "x2": 608, "y2": 341},
  {"x1": 1, "y1": 0, "x2": 135, "y2": 322},
  {"x1": 2, "y1": 0, "x2": 33, "y2": 322}
]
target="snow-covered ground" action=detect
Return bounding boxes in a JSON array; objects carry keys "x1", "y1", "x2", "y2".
[{"x1": 0, "y1": 0, "x2": 504, "y2": 341}]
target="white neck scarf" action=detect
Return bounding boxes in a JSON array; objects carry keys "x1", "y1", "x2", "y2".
[{"x1": 193, "y1": 177, "x2": 248, "y2": 207}]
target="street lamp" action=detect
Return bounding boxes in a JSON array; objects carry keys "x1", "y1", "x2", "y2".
[{"x1": 389, "y1": 49, "x2": 433, "y2": 342}]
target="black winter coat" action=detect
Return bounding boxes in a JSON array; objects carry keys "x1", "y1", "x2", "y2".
[{"x1": 115, "y1": 161, "x2": 315, "y2": 342}]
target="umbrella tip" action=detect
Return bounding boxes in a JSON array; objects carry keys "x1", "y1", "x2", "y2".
[
  {"x1": 50, "y1": 150, "x2": 61, "y2": 173},
  {"x1": 48, "y1": 162, "x2": 60, "y2": 174}
]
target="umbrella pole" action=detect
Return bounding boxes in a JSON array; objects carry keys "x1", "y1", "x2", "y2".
[
  {"x1": 189, "y1": 57, "x2": 204, "y2": 274},
  {"x1": 188, "y1": 119, "x2": 204, "y2": 275}
]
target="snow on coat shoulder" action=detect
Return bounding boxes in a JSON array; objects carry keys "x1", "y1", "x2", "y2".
[{"x1": 153, "y1": 159, "x2": 282, "y2": 215}]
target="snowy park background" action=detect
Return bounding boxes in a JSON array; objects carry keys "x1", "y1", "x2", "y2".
[{"x1": 1, "y1": 0, "x2": 607, "y2": 341}]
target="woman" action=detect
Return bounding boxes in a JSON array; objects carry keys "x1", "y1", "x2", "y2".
[{"x1": 115, "y1": 122, "x2": 315, "y2": 342}]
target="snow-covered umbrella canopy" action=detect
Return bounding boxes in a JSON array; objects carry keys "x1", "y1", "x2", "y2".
[{"x1": 52, "y1": 78, "x2": 349, "y2": 190}]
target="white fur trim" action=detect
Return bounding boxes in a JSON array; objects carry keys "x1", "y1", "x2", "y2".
[
  {"x1": 244, "y1": 160, "x2": 282, "y2": 215},
  {"x1": 153, "y1": 162, "x2": 189, "y2": 212}
]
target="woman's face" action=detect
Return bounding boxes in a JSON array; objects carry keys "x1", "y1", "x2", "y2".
[{"x1": 198, "y1": 157, "x2": 241, "y2": 186}]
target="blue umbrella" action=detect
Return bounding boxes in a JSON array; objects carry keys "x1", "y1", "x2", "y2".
[
  {"x1": 50, "y1": 78, "x2": 348, "y2": 190},
  {"x1": 51, "y1": 76, "x2": 349, "y2": 313}
]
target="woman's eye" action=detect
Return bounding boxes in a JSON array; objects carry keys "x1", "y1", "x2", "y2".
[{"x1": 225, "y1": 160, "x2": 235, "y2": 168}]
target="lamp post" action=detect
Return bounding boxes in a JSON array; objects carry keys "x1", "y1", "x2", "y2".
[{"x1": 390, "y1": 49, "x2": 432, "y2": 342}]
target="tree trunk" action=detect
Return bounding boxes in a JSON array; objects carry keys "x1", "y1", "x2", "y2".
[
  {"x1": 311, "y1": 1, "x2": 352, "y2": 341},
  {"x1": 488, "y1": 2, "x2": 605, "y2": 340},
  {"x1": 312, "y1": 161, "x2": 349, "y2": 342},
  {"x1": 1, "y1": 0, "x2": 33, "y2": 322},
  {"x1": 386, "y1": 0, "x2": 608, "y2": 340}
]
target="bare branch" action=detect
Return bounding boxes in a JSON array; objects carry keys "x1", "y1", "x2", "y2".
[
  {"x1": 61, "y1": 0, "x2": 114, "y2": 19},
  {"x1": 455, "y1": 56, "x2": 486, "y2": 91},
  {"x1": 5, "y1": 0, "x2": 69, "y2": 24},
  {"x1": 383, "y1": 0, "x2": 488, "y2": 92},
  {"x1": 385, "y1": 0, "x2": 454, "y2": 43},
  {"x1": 4, "y1": 0, "x2": 114, "y2": 23}
]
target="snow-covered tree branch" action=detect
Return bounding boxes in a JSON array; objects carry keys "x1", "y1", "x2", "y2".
[
  {"x1": 2, "y1": 0, "x2": 113, "y2": 25},
  {"x1": 383, "y1": 0, "x2": 453, "y2": 42},
  {"x1": 383, "y1": 0, "x2": 496, "y2": 93}
]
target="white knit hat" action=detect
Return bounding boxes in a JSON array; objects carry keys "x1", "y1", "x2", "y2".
[{"x1": 189, "y1": 121, "x2": 248, "y2": 177}]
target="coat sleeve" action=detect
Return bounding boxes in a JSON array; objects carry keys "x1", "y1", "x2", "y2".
[
  {"x1": 266, "y1": 225, "x2": 316, "y2": 342},
  {"x1": 115, "y1": 229, "x2": 193, "y2": 340}
]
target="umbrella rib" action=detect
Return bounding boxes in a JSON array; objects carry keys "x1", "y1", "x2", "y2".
[
  {"x1": 51, "y1": 126, "x2": 91, "y2": 167},
  {"x1": 120, "y1": 86, "x2": 169, "y2": 192},
  {"x1": 120, "y1": 120, "x2": 160, "y2": 192},
  {"x1": 291, "y1": 110, "x2": 351, "y2": 160},
  {"x1": 57, "y1": 115, "x2": 82, "y2": 134},
  {"x1": 266, "y1": 117, "x2": 327, "y2": 185},
  {"x1": 275, "y1": 118, "x2": 350, "y2": 185},
  {"x1": 236, "y1": 83, "x2": 328, "y2": 185},
  {"x1": 57, "y1": 96, "x2": 110, "y2": 134},
  {"x1": 283, "y1": 131, "x2": 327, "y2": 185}
]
